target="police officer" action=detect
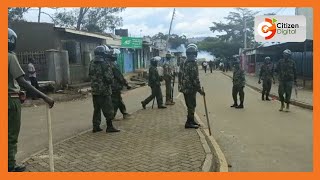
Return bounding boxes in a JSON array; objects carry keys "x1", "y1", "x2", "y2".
[
  {"x1": 109, "y1": 47, "x2": 132, "y2": 119},
  {"x1": 141, "y1": 56, "x2": 167, "y2": 109},
  {"x1": 8, "y1": 28, "x2": 54, "y2": 172},
  {"x1": 276, "y1": 49, "x2": 297, "y2": 112},
  {"x1": 258, "y1": 57, "x2": 275, "y2": 101},
  {"x1": 89, "y1": 45, "x2": 120, "y2": 133},
  {"x1": 180, "y1": 44, "x2": 205, "y2": 129},
  {"x1": 230, "y1": 61, "x2": 245, "y2": 109},
  {"x1": 163, "y1": 53, "x2": 175, "y2": 105}
]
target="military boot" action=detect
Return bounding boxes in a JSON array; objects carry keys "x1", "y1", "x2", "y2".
[
  {"x1": 185, "y1": 118, "x2": 199, "y2": 129},
  {"x1": 285, "y1": 103, "x2": 290, "y2": 112},
  {"x1": 158, "y1": 105, "x2": 167, "y2": 109},
  {"x1": 123, "y1": 113, "x2": 132, "y2": 119},
  {"x1": 191, "y1": 118, "x2": 200, "y2": 126},
  {"x1": 230, "y1": 102, "x2": 238, "y2": 108},
  {"x1": 141, "y1": 101, "x2": 146, "y2": 109},
  {"x1": 92, "y1": 126, "x2": 103, "y2": 133},
  {"x1": 8, "y1": 164, "x2": 26, "y2": 172},
  {"x1": 236, "y1": 101, "x2": 244, "y2": 109},
  {"x1": 265, "y1": 93, "x2": 271, "y2": 101},
  {"x1": 262, "y1": 93, "x2": 265, "y2": 101},
  {"x1": 106, "y1": 121, "x2": 120, "y2": 133},
  {"x1": 279, "y1": 102, "x2": 285, "y2": 111}
]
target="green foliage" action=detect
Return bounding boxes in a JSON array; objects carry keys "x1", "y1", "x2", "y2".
[
  {"x1": 54, "y1": 8, "x2": 125, "y2": 33},
  {"x1": 8, "y1": 8, "x2": 30, "y2": 23},
  {"x1": 151, "y1": 32, "x2": 188, "y2": 49}
]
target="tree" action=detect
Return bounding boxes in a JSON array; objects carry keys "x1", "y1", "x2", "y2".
[
  {"x1": 54, "y1": 8, "x2": 125, "y2": 33},
  {"x1": 151, "y1": 32, "x2": 188, "y2": 49},
  {"x1": 8, "y1": 8, "x2": 30, "y2": 23},
  {"x1": 209, "y1": 8, "x2": 259, "y2": 48}
]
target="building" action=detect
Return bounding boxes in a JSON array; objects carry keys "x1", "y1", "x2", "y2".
[{"x1": 10, "y1": 22, "x2": 121, "y2": 86}]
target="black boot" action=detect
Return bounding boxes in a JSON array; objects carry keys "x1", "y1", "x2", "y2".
[
  {"x1": 158, "y1": 105, "x2": 167, "y2": 109},
  {"x1": 230, "y1": 102, "x2": 238, "y2": 107},
  {"x1": 92, "y1": 126, "x2": 103, "y2": 133},
  {"x1": 185, "y1": 118, "x2": 199, "y2": 129},
  {"x1": 236, "y1": 102, "x2": 244, "y2": 109},
  {"x1": 9, "y1": 164, "x2": 26, "y2": 172},
  {"x1": 265, "y1": 93, "x2": 271, "y2": 101},
  {"x1": 106, "y1": 121, "x2": 120, "y2": 133},
  {"x1": 262, "y1": 93, "x2": 265, "y2": 101},
  {"x1": 141, "y1": 101, "x2": 146, "y2": 109},
  {"x1": 191, "y1": 118, "x2": 200, "y2": 126}
]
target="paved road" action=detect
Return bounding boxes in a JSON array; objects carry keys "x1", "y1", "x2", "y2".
[
  {"x1": 17, "y1": 86, "x2": 154, "y2": 162},
  {"x1": 187, "y1": 70, "x2": 313, "y2": 172}
]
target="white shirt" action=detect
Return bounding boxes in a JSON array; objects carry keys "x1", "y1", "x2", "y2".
[
  {"x1": 203, "y1": 62, "x2": 208, "y2": 66},
  {"x1": 28, "y1": 63, "x2": 36, "y2": 78}
]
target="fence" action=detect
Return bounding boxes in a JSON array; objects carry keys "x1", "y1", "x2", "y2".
[{"x1": 16, "y1": 51, "x2": 48, "y2": 81}]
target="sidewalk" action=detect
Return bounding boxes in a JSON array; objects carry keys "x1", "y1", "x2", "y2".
[
  {"x1": 22, "y1": 100, "x2": 213, "y2": 172},
  {"x1": 222, "y1": 71, "x2": 313, "y2": 109}
]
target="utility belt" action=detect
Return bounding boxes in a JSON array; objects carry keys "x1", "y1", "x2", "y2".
[{"x1": 9, "y1": 91, "x2": 26, "y2": 103}]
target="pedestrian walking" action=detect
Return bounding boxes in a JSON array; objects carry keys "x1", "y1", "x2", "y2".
[
  {"x1": 276, "y1": 49, "x2": 297, "y2": 112},
  {"x1": 209, "y1": 60, "x2": 214, "y2": 73},
  {"x1": 89, "y1": 45, "x2": 120, "y2": 133},
  {"x1": 258, "y1": 57, "x2": 275, "y2": 101},
  {"x1": 8, "y1": 28, "x2": 54, "y2": 172},
  {"x1": 27, "y1": 57, "x2": 40, "y2": 100},
  {"x1": 180, "y1": 44, "x2": 205, "y2": 129}
]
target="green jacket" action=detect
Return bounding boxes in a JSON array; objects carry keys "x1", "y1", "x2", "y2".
[
  {"x1": 276, "y1": 58, "x2": 297, "y2": 81},
  {"x1": 180, "y1": 61, "x2": 201, "y2": 94}
]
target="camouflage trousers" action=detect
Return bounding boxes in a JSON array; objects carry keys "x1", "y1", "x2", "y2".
[
  {"x1": 111, "y1": 91, "x2": 127, "y2": 117},
  {"x1": 164, "y1": 76, "x2": 173, "y2": 102},
  {"x1": 183, "y1": 92, "x2": 197, "y2": 120},
  {"x1": 142, "y1": 85, "x2": 164, "y2": 107},
  {"x1": 278, "y1": 81, "x2": 293, "y2": 103},
  {"x1": 232, "y1": 85, "x2": 245, "y2": 104},
  {"x1": 8, "y1": 97, "x2": 21, "y2": 169},
  {"x1": 262, "y1": 79, "x2": 272, "y2": 97},
  {"x1": 92, "y1": 95, "x2": 114, "y2": 129}
]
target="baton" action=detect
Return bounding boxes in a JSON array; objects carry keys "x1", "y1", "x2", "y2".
[
  {"x1": 202, "y1": 87, "x2": 212, "y2": 136},
  {"x1": 46, "y1": 105, "x2": 55, "y2": 172}
]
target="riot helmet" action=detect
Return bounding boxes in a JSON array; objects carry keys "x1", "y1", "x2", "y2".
[{"x1": 8, "y1": 28, "x2": 17, "y2": 52}]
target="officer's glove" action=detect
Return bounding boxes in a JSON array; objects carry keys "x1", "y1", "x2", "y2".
[
  {"x1": 258, "y1": 80, "x2": 261, "y2": 84},
  {"x1": 199, "y1": 90, "x2": 205, "y2": 96}
]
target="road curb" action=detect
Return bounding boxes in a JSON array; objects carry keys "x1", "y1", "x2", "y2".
[
  {"x1": 222, "y1": 72, "x2": 313, "y2": 110},
  {"x1": 178, "y1": 96, "x2": 228, "y2": 172}
]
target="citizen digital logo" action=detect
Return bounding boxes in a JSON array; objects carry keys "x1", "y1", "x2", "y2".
[{"x1": 255, "y1": 16, "x2": 306, "y2": 42}]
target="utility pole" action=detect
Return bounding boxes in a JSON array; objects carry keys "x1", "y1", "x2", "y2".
[
  {"x1": 166, "y1": 8, "x2": 175, "y2": 52},
  {"x1": 244, "y1": 16, "x2": 247, "y2": 49},
  {"x1": 38, "y1": 7, "x2": 42, "y2": 23}
]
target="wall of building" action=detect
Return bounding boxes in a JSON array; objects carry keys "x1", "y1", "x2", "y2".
[{"x1": 10, "y1": 22, "x2": 57, "y2": 52}]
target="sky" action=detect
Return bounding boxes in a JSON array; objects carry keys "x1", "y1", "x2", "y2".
[{"x1": 24, "y1": 7, "x2": 296, "y2": 38}]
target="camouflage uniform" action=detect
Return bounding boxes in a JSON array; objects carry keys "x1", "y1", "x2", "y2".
[
  {"x1": 89, "y1": 56, "x2": 114, "y2": 130},
  {"x1": 276, "y1": 58, "x2": 297, "y2": 104},
  {"x1": 180, "y1": 61, "x2": 202, "y2": 121},
  {"x1": 8, "y1": 52, "x2": 25, "y2": 171},
  {"x1": 232, "y1": 67, "x2": 245, "y2": 107},
  {"x1": 141, "y1": 65, "x2": 164, "y2": 107},
  {"x1": 163, "y1": 60, "x2": 174, "y2": 103},
  {"x1": 259, "y1": 63, "x2": 274, "y2": 100},
  {"x1": 111, "y1": 62, "x2": 129, "y2": 117}
]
